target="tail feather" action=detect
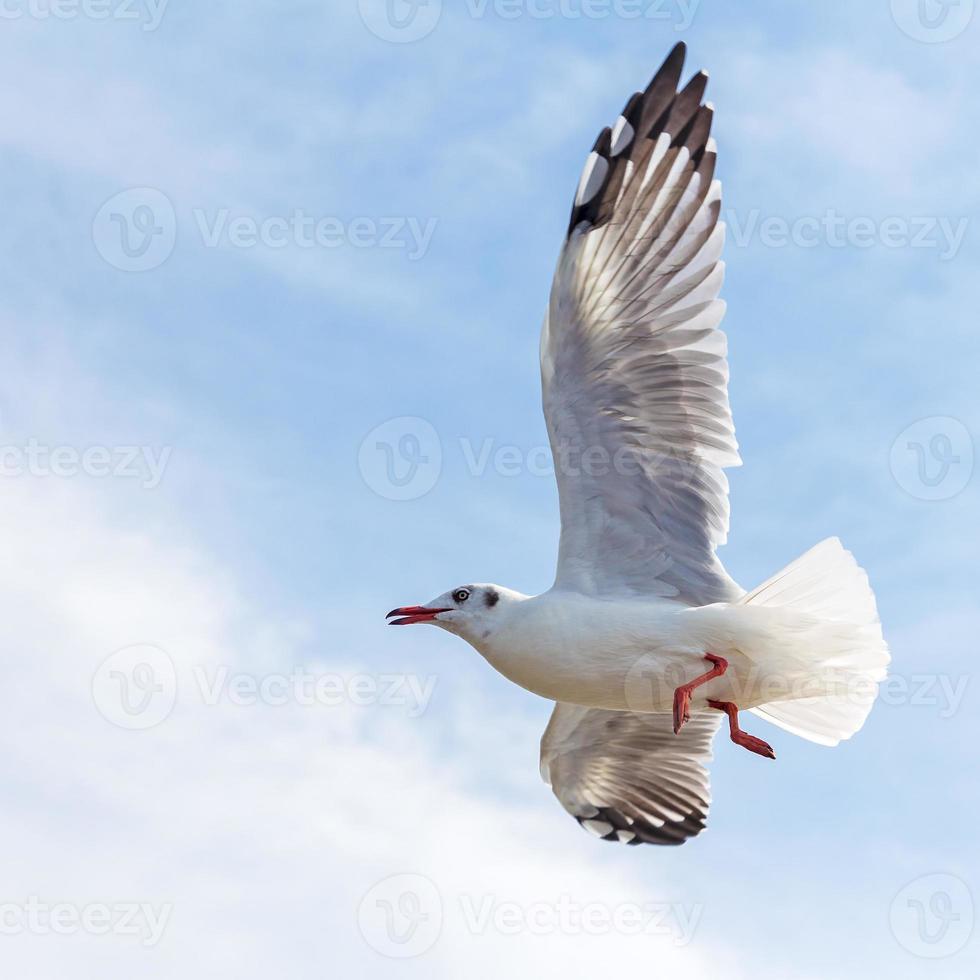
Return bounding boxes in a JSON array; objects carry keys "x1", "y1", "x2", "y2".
[
  {"x1": 740, "y1": 538, "x2": 889, "y2": 747},
  {"x1": 740, "y1": 538, "x2": 879, "y2": 625}
]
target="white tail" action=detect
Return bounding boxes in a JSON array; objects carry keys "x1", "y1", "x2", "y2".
[{"x1": 740, "y1": 538, "x2": 890, "y2": 747}]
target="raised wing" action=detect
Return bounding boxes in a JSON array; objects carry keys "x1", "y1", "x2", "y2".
[
  {"x1": 540, "y1": 703, "x2": 721, "y2": 846},
  {"x1": 542, "y1": 43, "x2": 742, "y2": 605}
]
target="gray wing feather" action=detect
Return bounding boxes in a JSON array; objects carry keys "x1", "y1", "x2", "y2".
[
  {"x1": 541, "y1": 703, "x2": 722, "y2": 846},
  {"x1": 543, "y1": 43, "x2": 742, "y2": 605}
]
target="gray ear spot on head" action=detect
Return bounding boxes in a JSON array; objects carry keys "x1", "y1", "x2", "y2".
[{"x1": 485, "y1": 589, "x2": 499, "y2": 608}]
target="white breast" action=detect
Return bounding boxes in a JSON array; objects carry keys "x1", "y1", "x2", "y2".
[{"x1": 473, "y1": 591, "x2": 696, "y2": 709}]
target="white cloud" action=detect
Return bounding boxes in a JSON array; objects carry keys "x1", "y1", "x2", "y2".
[{"x1": 0, "y1": 425, "x2": 723, "y2": 977}]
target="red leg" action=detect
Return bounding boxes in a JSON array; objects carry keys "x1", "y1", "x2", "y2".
[
  {"x1": 673, "y1": 654, "x2": 729, "y2": 734},
  {"x1": 708, "y1": 699, "x2": 776, "y2": 760}
]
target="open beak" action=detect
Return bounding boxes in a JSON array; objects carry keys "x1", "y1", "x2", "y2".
[{"x1": 386, "y1": 605, "x2": 452, "y2": 626}]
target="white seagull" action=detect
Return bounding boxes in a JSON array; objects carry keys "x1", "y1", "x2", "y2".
[{"x1": 388, "y1": 43, "x2": 889, "y2": 846}]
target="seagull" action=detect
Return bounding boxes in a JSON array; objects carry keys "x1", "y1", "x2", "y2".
[{"x1": 387, "y1": 43, "x2": 889, "y2": 846}]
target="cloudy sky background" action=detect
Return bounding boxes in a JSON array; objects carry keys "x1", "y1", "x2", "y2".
[{"x1": 0, "y1": 0, "x2": 977, "y2": 976}]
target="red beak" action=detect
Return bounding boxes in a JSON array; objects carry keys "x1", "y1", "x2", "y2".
[{"x1": 386, "y1": 605, "x2": 452, "y2": 626}]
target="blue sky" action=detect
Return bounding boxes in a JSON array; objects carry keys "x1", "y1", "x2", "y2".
[{"x1": 0, "y1": 1, "x2": 977, "y2": 976}]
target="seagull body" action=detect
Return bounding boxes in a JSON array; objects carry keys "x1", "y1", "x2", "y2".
[
  {"x1": 388, "y1": 43, "x2": 889, "y2": 845},
  {"x1": 445, "y1": 582, "x2": 875, "y2": 719}
]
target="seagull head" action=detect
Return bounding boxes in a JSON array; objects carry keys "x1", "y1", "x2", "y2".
[{"x1": 386, "y1": 584, "x2": 519, "y2": 642}]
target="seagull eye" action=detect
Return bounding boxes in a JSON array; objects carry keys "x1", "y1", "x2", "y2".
[{"x1": 453, "y1": 589, "x2": 470, "y2": 603}]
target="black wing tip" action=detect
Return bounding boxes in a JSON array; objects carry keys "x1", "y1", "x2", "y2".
[
  {"x1": 643, "y1": 41, "x2": 687, "y2": 101},
  {"x1": 687, "y1": 70, "x2": 710, "y2": 102},
  {"x1": 577, "y1": 806, "x2": 708, "y2": 846},
  {"x1": 592, "y1": 125, "x2": 612, "y2": 155},
  {"x1": 656, "y1": 69, "x2": 710, "y2": 145},
  {"x1": 620, "y1": 90, "x2": 644, "y2": 123},
  {"x1": 662, "y1": 40, "x2": 687, "y2": 74},
  {"x1": 566, "y1": 46, "x2": 712, "y2": 241},
  {"x1": 566, "y1": 126, "x2": 614, "y2": 236},
  {"x1": 678, "y1": 69, "x2": 710, "y2": 106},
  {"x1": 673, "y1": 102, "x2": 714, "y2": 154}
]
